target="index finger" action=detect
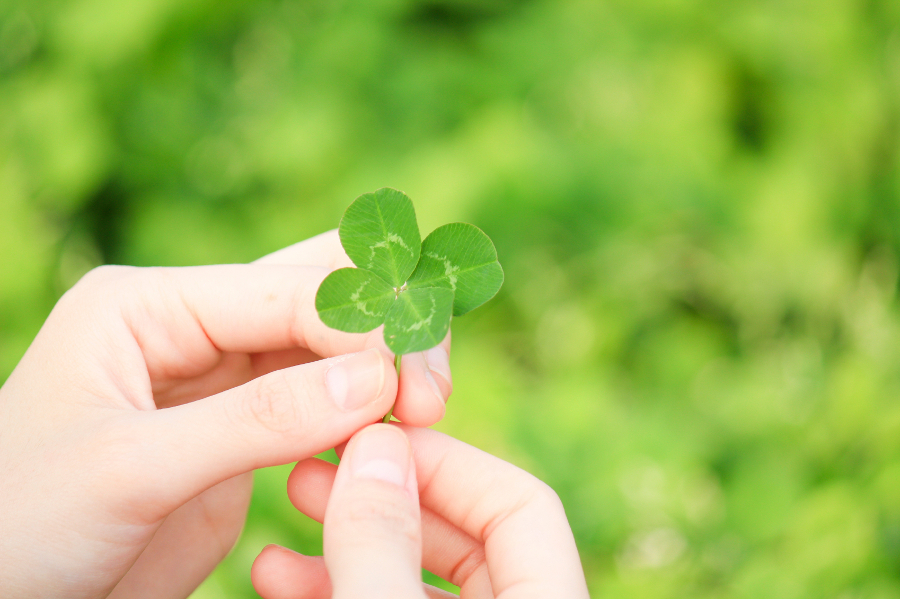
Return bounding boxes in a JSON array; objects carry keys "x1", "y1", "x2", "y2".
[{"x1": 57, "y1": 260, "x2": 449, "y2": 425}]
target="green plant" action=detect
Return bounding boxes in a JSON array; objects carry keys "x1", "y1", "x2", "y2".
[{"x1": 315, "y1": 188, "x2": 503, "y2": 421}]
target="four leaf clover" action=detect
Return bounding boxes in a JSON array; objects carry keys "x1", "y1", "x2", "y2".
[{"x1": 315, "y1": 188, "x2": 503, "y2": 356}]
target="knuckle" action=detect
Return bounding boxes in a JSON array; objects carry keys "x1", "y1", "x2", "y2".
[
  {"x1": 502, "y1": 463, "x2": 562, "y2": 507},
  {"x1": 480, "y1": 471, "x2": 565, "y2": 540},
  {"x1": 65, "y1": 265, "x2": 136, "y2": 300},
  {"x1": 81, "y1": 264, "x2": 135, "y2": 284},
  {"x1": 241, "y1": 370, "x2": 309, "y2": 435},
  {"x1": 140, "y1": 265, "x2": 176, "y2": 287},
  {"x1": 530, "y1": 479, "x2": 563, "y2": 509},
  {"x1": 510, "y1": 472, "x2": 564, "y2": 516},
  {"x1": 64, "y1": 266, "x2": 181, "y2": 316},
  {"x1": 133, "y1": 267, "x2": 183, "y2": 307},
  {"x1": 55, "y1": 265, "x2": 141, "y2": 321}
]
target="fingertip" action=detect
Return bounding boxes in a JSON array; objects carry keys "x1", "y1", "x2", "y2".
[
  {"x1": 424, "y1": 345, "x2": 452, "y2": 396},
  {"x1": 371, "y1": 346, "x2": 400, "y2": 415},
  {"x1": 251, "y1": 544, "x2": 286, "y2": 580},
  {"x1": 287, "y1": 458, "x2": 337, "y2": 522},
  {"x1": 391, "y1": 353, "x2": 447, "y2": 427},
  {"x1": 345, "y1": 424, "x2": 413, "y2": 489},
  {"x1": 252, "y1": 544, "x2": 282, "y2": 575},
  {"x1": 141, "y1": 346, "x2": 400, "y2": 513},
  {"x1": 252, "y1": 546, "x2": 331, "y2": 599}
]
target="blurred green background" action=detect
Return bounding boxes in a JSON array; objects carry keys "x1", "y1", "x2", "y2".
[{"x1": 3, "y1": 0, "x2": 900, "y2": 596}]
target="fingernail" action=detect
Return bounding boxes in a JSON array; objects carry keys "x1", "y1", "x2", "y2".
[
  {"x1": 424, "y1": 369, "x2": 445, "y2": 406},
  {"x1": 326, "y1": 348, "x2": 385, "y2": 412},
  {"x1": 351, "y1": 425, "x2": 411, "y2": 486},
  {"x1": 424, "y1": 345, "x2": 452, "y2": 392},
  {"x1": 413, "y1": 352, "x2": 446, "y2": 417},
  {"x1": 265, "y1": 544, "x2": 300, "y2": 557}
]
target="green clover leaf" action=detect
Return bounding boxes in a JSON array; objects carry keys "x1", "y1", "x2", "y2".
[
  {"x1": 315, "y1": 187, "x2": 503, "y2": 357},
  {"x1": 315, "y1": 267, "x2": 395, "y2": 333},
  {"x1": 407, "y1": 222, "x2": 504, "y2": 316},
  {"x1": 383, "y1": 287, "x2": 454, "y2": 354},
  {"x1": 338, "y1": 187, "x2": 420, "y2": 288}
]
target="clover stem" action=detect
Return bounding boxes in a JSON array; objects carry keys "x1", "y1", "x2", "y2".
[{"x1": 381, "y1": 353, "x2": 402, "y2": 423}]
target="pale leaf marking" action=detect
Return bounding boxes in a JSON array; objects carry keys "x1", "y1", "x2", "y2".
[
  {"x1": 405, "y1": 295, "x2": 437, "y2": 332},
  {"x1": 367, "y1": 234, "x2": 414, "y2": 269},
  {"x1": 425, "y1": 252, "x2": 460, "y2": 290},
  {"x1": 350, "y1": 280, "x2": 378, "y2": 317}
]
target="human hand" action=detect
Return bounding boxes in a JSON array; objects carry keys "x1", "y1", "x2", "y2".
[
  {"x1": 0, "y1": 231, "x2": 452, "y2": 599},
  {"x1": 251, "y1": 424, "x2": 590, "y2": 598}
]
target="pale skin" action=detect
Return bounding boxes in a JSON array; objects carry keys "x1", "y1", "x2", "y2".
[
  {"x1": 0, "y1": 231, "x2": 589, "y2": 598},
  {"x1": 252, "y1": 424, "x2": 592, "y2": 599}
]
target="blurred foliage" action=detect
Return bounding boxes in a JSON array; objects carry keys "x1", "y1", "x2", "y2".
[{"x1": 3, "y1": 0, "x2": 900, "y2": 597}]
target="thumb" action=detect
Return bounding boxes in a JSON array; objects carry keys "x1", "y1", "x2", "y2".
[
  {"x1": 126, "y1": 348, "x2": 396, "y2": 515},
  {"x1": 324, "y1": 424, "x2": 426, "y2": 599}
]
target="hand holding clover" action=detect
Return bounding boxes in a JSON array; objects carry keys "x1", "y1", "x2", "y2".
[
  {"x1": 0, "y1": 187, "x2": 593, "y2": 599},
  {"x1": 315, "y1": 188, "x2": 503, "y2": 420}
]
